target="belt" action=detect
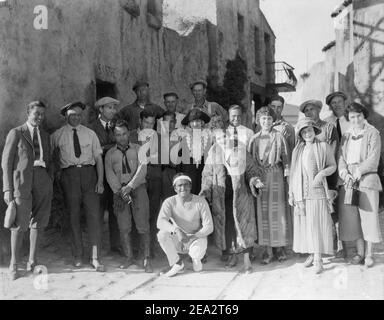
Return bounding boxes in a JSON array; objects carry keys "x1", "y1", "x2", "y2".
[
  {"x1": 63, "y1": 164, "x2": 94, "y2": 170},
  {"x1": 33, "y1": 166, "x2": 46, "y2": 169}
]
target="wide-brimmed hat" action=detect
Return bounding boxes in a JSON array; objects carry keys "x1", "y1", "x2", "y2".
[
  {"x1": 181, "y1": 108, "x2": 211, "y2": 126},
  {"x1": 325, "y1": 91, "x2": 347, "y2": 106},
  {"x1": 60, "y1": 101, "x2": 86, "y2": 116},
  {"x1": 299, "y1": 99, "x2": 323, "y2": 113},
  {"x1": 132, "y1": 80, "x2": 149, "y2": 92},
  {"x1": 296, "y1": 117, "x2": 322, "y2": 135},
  {"x1": 94, "y1": 97, "x2": 120, "y2": 108},
  {"x1": 189, "y1": 79, "x2": 207, "y2": 90}
]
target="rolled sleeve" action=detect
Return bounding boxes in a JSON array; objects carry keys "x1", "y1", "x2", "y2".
[{"x1": 91, "y1": 132, "x2": 103, "y2": 159}]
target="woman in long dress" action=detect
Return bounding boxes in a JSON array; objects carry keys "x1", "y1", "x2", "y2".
[
  {"x1": 337, "y1": 102, "x2": 383, "y2": 267},
  {"x1": 248, "y1": 107, "x2": 291, "y2": 264},
  {"x1": 289, "y1": 117, "x2": 336, "y2": 274}
]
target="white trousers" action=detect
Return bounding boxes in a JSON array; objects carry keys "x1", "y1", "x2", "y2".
[{"x1": 157, "y1": 230, "x2": 207, "y2": 266}]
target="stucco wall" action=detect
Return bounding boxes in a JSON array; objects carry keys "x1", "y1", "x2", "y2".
[{"x1": 353, "y1": 0, "x2": 384, "y2": 131}]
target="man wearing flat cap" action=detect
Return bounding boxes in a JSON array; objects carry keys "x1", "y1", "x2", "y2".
[
  {"x1": 117, "y1": 80, "x2": 164, "y2": 131},
  {"x1": 51, "y1": 101, "x2": 105, "y2": 271},
  {"x1": 324, "y1": 91, "x2": 350, "y2": 140},
  {"x1": 2, "y1": 101, "x2": 53, "y2": 280},
  {"x1": 88, "y1": 97, "x2": 122, "y2": 256},
  {"x1": 189, "y1": 79, "x2": 228, "y2": 129}
]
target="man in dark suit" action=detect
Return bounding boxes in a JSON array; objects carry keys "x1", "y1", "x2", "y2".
[
  {"x1": 88, "y1": 97, "x2": 122, "y2": 255},
  {"x1": 2, "y1": 101, "x2": 53, "y2": 280}
]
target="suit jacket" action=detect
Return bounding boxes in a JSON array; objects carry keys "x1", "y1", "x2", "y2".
[
  {"x1": 2, "y1": 123, "x2": 52, "y2": 198},
  {"x1": 338, "y1": 122, "x2": 382, "y2": 191},
  {"x1": 88, "y1": 118, "x2": 115, "y2": 157}
]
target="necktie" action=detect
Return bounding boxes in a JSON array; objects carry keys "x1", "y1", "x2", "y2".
[
  {"x1": 233, "y1": 127, "x2": 238, "y2": 148},
  {"x1": 33, "y1": 127, "x2": 40, "y2": 161},
  {"x1": 73, "y1": 128, "x2": 81, "y2": 158},
  {"x1": 336, "y1": 118, "x2": 342, "y2": 140},
  {"x1": 105, "y1": 122, "x2": 111, "y2": 136},
  {"x1": 117, "y1": 145, "x2": 131, "y2": 174}
]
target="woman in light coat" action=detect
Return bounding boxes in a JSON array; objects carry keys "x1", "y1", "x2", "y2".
[
  {"x1": 289, "y1": 117, "x2": 337, "y2": 274},
  {"x1": 337, "y1": 102, "x2": 383, "y2": 267}
]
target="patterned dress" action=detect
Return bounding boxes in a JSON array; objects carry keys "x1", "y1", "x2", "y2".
[{"x1": 248, "y1": 129, "x2": 291, "y2": 247}]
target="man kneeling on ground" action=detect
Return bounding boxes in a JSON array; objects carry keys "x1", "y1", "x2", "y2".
[{"x1": 157, "y1": 173, "x2": 214, "y2": 277}]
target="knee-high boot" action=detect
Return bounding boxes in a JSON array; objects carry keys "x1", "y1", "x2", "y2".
[
  {"x1": 140, "y1": 233, "x2": 153, "y2": 273},
  {"x1": 119, "y1": 232, "x2": 134, "y2": 269}
]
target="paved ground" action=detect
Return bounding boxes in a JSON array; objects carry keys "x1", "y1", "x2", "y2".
[{"x1": 1, "y1": 215, "x2": 384, "y2": 300}]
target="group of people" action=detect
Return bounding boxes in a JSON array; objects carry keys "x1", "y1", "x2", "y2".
[{"x1": 2, "y1": 77, "x2": 383, "y2": 280}]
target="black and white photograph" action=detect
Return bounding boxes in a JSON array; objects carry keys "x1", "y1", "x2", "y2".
[{"x1": 0, "y1": 0, "x2": 384, "y2": 303}]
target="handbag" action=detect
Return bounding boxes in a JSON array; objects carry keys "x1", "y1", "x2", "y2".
[
  {"x1": 344, "y1": 180, "x2": 359, "y2": 206},
  {"x1": 4, "y1": 200, "x2": 17, "y2": 229}
]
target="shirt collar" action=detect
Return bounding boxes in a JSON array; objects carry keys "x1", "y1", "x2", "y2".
[
  {"x1": 26, "y1": 121, "x2": 39, "y2": 134},
  {"x1": 347, "y1": 120, "x2": 367, "y2": 135},
  {"x1": 66, "y1": 123, "x2": 82, "y2": 131},
  {"x1": 98, "y1": 116, "x2": 108, "y2": 129}
]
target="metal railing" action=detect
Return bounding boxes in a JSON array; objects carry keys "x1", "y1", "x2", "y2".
[{"x1": 266, "y1": 61, "x2": 297, "y2": 88}]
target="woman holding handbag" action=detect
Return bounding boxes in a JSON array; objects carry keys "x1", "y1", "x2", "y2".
[
  {"x1": 289, "y1": 117, "x2": 336, "y2": 274},
  {"x1": 337, "y1": 102, "x2": 383, "y2": 267}
]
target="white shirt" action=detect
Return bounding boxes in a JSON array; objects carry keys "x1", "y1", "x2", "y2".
[
  {"x1": 346, "y1": 123, "x2": 366, "y2": 164},
  {"x1": 324, "y1": 114, "x2": 350, "y2": 135},
  {"x1": 227, "y1": 125, "x2": 254, "y2": 148},
  {"x1": 99, "y1": 117, "x2": 111, "y2": 130},
  {"x1": 26, "y1": 122, "x2": 45, "y2": 167}
]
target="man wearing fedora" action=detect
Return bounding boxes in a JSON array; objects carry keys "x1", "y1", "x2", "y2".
[
  {"x1": 88, "y1": 97, "x2": 122, "y2": 256},
  {"x1": 189, "y1": 79, "x2": 228, "y2": 129},
  {"x1": 2, "y1": 101, "x2": 53, "y2": 280},
  {"x1": 51, "y1": 101, "x2": 105, "y2": 271},
  {"x1": 324, "y1": 91, "x2": 350, "y2": 259},
  {"x1": 117, "y1": 80, "x2": 164, "y2": 131}
]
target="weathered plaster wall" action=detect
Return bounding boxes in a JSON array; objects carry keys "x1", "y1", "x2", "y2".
[{"x1": 353, "y1": 0, "x2": 384, "y2": 131}]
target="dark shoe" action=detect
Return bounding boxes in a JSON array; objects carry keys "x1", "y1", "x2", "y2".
[
  {"x1": 9, "y1": 264, "x2": 19, "y2": 281},
  {"x1": 261, "y1": 251, "x2": 274, "y2": 265},
  {"x1": 276, "y1": 248, "x2": 287, "y2": 262},
  {"x1": 111, "y1": 246, "x2": 124, "y2": 256},
  {"x1": 335, "y1": 249, "x2": 347, "y2": 259},
  {"x1": 119, "y1": 258, "x2": 135, "y2": 269},
  {"x1": 225, "y1": 254, "x2": 238, "y2": 268},
  {"x1": 143, "y1": 258, "x2": 153, "y2": 273},
  {"x1": 351, "y1": 254, "x2": 364, "y2": 265},
  {"x1": 91, "y1": 259, "x2": 105, "y2": 272},
  {"x1": 221, "y1": 251, "x2": 230, "y2": 262},
  {"x1": 26, "y1": 261, "x2": 38, "y2": 273}
]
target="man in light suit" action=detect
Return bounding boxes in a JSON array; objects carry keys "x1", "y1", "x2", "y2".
[{"x1": 2, "y1": 101, "x2": 53, "y2": 280}]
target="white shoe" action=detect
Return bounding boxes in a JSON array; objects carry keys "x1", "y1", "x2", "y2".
[
  {"x1": 165, "y1": 262, "x2": 184, "y2": 277},
  {"x1": 192, "y1": 259, "x2": 202, "y2": 272}
]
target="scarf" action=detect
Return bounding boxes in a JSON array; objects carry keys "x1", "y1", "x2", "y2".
[{"x1": 289, "y1": 139, "x2": 333, "y2": 213}]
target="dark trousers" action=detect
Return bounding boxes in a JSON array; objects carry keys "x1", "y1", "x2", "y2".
[
  {"x1": 61, "y1": 166, "x2": 101, "y2": 259},
  {"x1": 224, "y1": 174, "x2": 237, "y2": 253},
  {"x1": 161, "y1": 167, "x2": 177, "y2": 201},
  {"x1": 147, "y1": 165, "x2": 162, "y2": 243},
  {"x1": 100, "y1": 182, "x2": 120, "y2": 249}
]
